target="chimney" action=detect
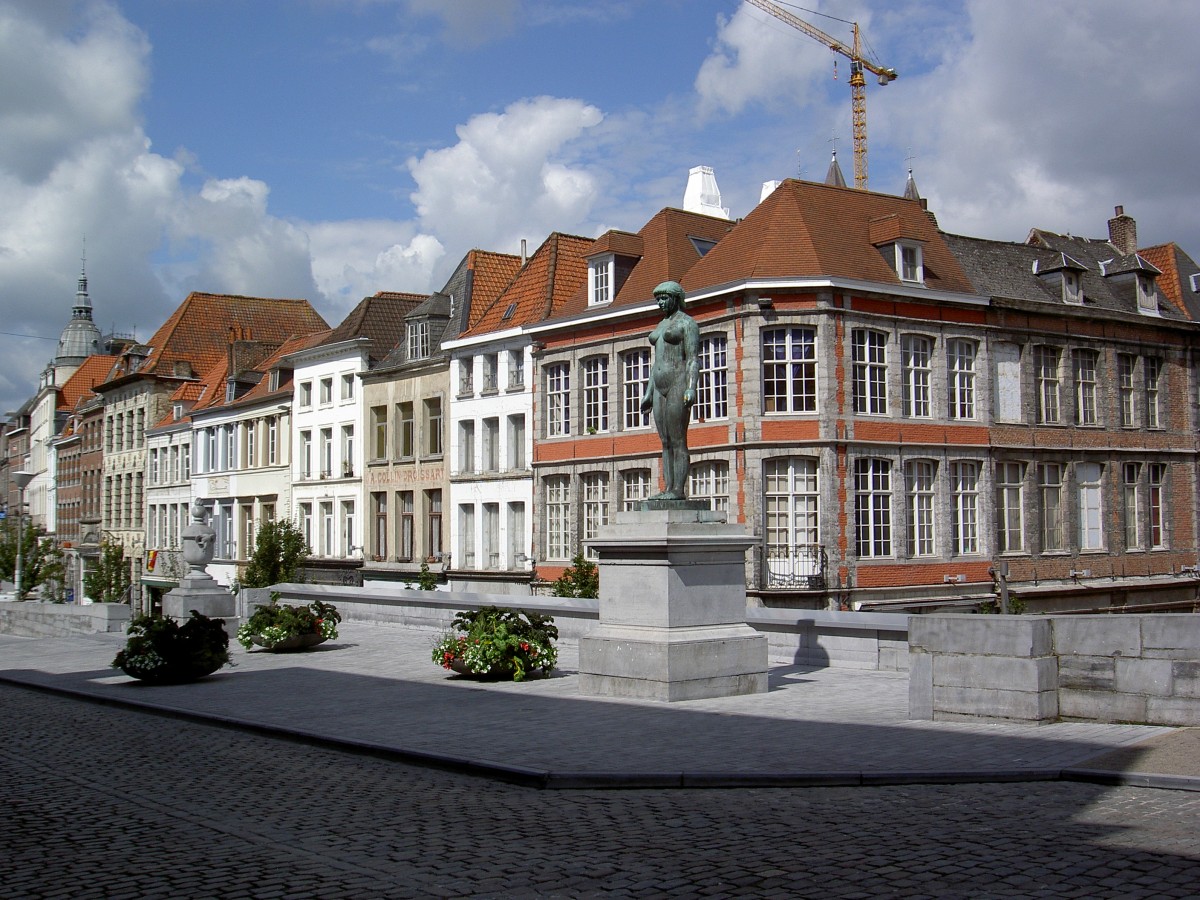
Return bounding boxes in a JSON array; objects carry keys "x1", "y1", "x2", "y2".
[
  {"x1": 1108, "y1": 205, "x2": 1138, "y2": 255},
  {"x1": 683, "y1": 166, "x2": 730, "y2": 219}
]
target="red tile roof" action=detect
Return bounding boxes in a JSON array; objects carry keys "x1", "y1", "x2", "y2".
[
  {"x1": 682, "y1": 179, "x2": 975, "y2": 296},
  {"x1": 111, "y1": 292, "x2": 328, "y2": 387},
  {"x1": 460, "y1": 233, "x2": 593, "y2": 338},
  {"x1": 1140, "y1": 243, "x2": 1200, "y2": 320},
  {"x1": 57, "y1": 355, "x2": 118, "y2": 411},
  {"x1": 464, "y1": 250, "x2": 523, "y2": 330}
]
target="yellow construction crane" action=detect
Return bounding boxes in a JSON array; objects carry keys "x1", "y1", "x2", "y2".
[{"x1": 743, "y1": 0, "x2": 896, "y2": 189}]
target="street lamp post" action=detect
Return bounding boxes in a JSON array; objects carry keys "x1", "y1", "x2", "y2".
[{"x1": 11, "y1": 470, "x2": 34, "y2": 600}]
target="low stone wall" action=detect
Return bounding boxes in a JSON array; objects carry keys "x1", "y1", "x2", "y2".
[
  {"x1": 0, "y1": 601, "x2": 132, "y2": 638},
  {"x1": 264, "y1": 583, "x2": 910, "y2": 671},
  {"x1": 909, "y1": 614, "x2": 1200, "y2": 726}
]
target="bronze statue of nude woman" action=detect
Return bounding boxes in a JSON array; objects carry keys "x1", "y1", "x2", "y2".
[{"x1": 640, "y1": 281, "x2": 700, "y2": 500}]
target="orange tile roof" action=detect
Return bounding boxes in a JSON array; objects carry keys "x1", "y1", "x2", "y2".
[
  {"x1": 682, "y1": 179, "x2": 975, "y2": 296},
  {"x1": 57, "y1": 355, "x2": 118, "y2": 411},
  {"x1": 464, "y1": 249, "x2": 523, "y2": 329},
  {"x1": 554, "y1": 209, "x2": 734, "y2": 320},
  {"x1": 115, "y1": 292, "x2": 329, "y2": 386},
  {"x1": 1139, "y1": 243, "x2": 1200, "y2": 320},
  {"x1": 460, "y1": 233, "x2": 593, "y2": 338}
]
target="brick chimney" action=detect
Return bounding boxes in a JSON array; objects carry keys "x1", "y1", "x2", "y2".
[{"x1": 1107, "y1": 205, "x2": 1138, "y2": 255}]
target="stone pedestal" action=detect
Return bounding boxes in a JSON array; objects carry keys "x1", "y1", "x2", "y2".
[
  {"x1": 578, "y1": 504, "x2": 767, "y2": 701},
  {"x1": 161, "y1": 500, "x2": 238, "y2": 636}
]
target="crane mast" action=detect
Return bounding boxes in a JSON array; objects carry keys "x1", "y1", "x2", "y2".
[{"x1": 743, "y1": 0, "x2": 896, "y2": 189}]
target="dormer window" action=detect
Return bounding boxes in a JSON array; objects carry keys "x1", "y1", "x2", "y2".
[
  {"x1": 173, "y1": 403, "x2": 183, "y2": 421},
  {"x1": 589, "y1": 255, "x2": 614, "y2": 306},
  {"x1": 407, "y1": 320, "x2": 430, "y2": 360},
  {"x1": 1136, "y1": 273, "x2": 1158, "y2": 313},
  {"x1": 896, "y1": 242, "x2": 923, "y2": 283},
  {"x1": 1063, "y1": 270, "x2": 1082, "y2": 305}
]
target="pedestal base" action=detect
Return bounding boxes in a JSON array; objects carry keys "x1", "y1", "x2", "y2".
[
  {"x1": 578, "y1": 507, "x2": 767, "y2": 702},
  {"x1": 162, "y1": 571, "x2": 238, "y2": 635},
  {"x1": 579, "y1": 623, "x2": 767, "y2": 701}
]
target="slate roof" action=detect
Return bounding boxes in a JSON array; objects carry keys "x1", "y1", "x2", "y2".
[
  {"x1": 321, "y1": 291, "x2": 427, "y2": 363},
  {"x1": 942, "y1": 228, "x2": 1189, "y2": 321},
  {"x1": 100, "y1": 292, "x2": 328, "y2": 389},
  {"x1": 682, "y1": 179, "x2": 974, "y2": 296},
  {"x1": 459, "y1": 233, "x2": 593, "y2": 339}
]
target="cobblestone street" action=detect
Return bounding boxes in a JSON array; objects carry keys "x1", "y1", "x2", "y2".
[{"x1": 4, "y1": 684, "x2": 1200, "y2": 899}]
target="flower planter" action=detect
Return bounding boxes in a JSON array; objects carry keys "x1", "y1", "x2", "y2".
[
  {"x1": 446, "y1": 657, "x2": 542, "y2": 680},
  {"x1": 249, "y1": 632, "x2": 327, "y2": 652},
  {"x1": 112, "y1": 611, "x2": 231, "y2": 685},
  {"x1": 119, "y1": 658, "x2": 225, "y2": 685}
]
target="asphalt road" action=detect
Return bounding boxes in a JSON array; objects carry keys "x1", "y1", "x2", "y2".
[{"x1": 3, "y1": 683, "x2": 1200, "y2": 899}]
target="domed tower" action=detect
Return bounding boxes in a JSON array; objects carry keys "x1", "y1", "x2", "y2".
[{"x1": 56, "y1": 255, "x2": 102, "y2": 366}]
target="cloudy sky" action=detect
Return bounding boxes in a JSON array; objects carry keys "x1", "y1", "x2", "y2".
[{"x1": 3, "y1": 0, "x2": 1199, "y2": 418}]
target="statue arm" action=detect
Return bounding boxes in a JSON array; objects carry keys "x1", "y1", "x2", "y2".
[{"x1": 683, "y1": 319, "x2": 701, "y2": 405}]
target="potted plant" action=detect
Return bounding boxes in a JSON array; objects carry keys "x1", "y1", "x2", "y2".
[
  {"x1": 432, "y1": 606, "x2": 558, "y2": 682},
  {"x1": 236, "y1": 593, "x2": 340, "y2": 651},
  {"x1": 112, "y1": 611, "x2": 231, "y2": 684}
]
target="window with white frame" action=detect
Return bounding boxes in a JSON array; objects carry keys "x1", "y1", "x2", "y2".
[
  {"x1": 426, "y1": 490, "x2": 443, "y2": 559},
  {"x1": 482, "y1": 354, "x2": 498, "y2": 392},
  {"x1": 583, "y1": 357, "x2": 609, "y2": 433},
  {"x1": 948, "y1": 339, "x2": 977, "y2": 420},
  {"x1": 507, "y1": 502, "x2": 526, "y2": 568},
  {"x1": 897, "y1": 242, "x2": 923, "y2": 283},
  {"x1": 396, "y1": 402, "x2": 414, "y2": 458},
  {"x1": 507, "y1": 414, "x2": 526, "y2": 469},
  {"x1": 319, "y1": 377, "x2": 333, "y2": 405},
  {"x1": 546, "y1": 363, "x2": 570, "y2": 437},
  {"x1": 244, "y1": 422, "x2": 257, "y2": 469},
  {"x1": 1073, "y1": 349, "x2": 1099, "y2": 426},
  {"x1": 407, "y1": 320, "x2": 430, "y2": 360},
  {"x1": 763, "y1": 327, "x2": 817, "y2": 413},
  {"x1": 693, "y1": 335, "x2": 728, "y2": 421},
  {"x1": 851, "y1": 329, "x2": 888, "y2": 415},
  {"x1": 589, "y1": 256, "x2": 613, "y2": 306},
  {"x1": 508, "y1": 349, "x2": 525, "y2": 389},
  {"x1": 854, "y1": 458, "x2": 892, "y2": 557},
  {"x1": 1039, "y1": 463, "x2": 1064, "y2": 552},
  {"x1": 950, "y1": 461, "x2": 980, "y2": 555},
  {"x1": 582, "y1": 473, "x2": 609, "y2": 559},
  {"x1": 763, "y1": 457, "x2": 819, "y2": 559},
  {"x1": 319, "y1": 428, "x2": 332, "y2": 477},
  {"x1": 904, "y1": 459, "x2": 936, "y2": 557},
  {"x1": 340, "y1": 425, "x2": 354, "y2": 477},
  {"x1": 1149, "y1": 463, "x2": 1166, "y2": 549},
  {"x1": 482, "y1": 503, "x2": 499, "y2": 568},
  {"x1": 458, "y1": 421, "x2": 475, "y2": 474},
  {"x1": 1034, "y1": 346, "x2": 1060, "y2": 424},
  {"x1": 397, "y1": 491, "x2": 414, "y2": 561},
  {"x1": 900, "y1": 335, "x2": 932, "y2": 418},
  {"x1": 341, "y1": 373, "x2": 355, "y2": 401},
  {"x1": 458, "y1": 357, "x2": 474, "y2": 396},
  {"x1": 1122, "y1": 462, "x2": 1140, "y2": 549},
  {"x1": 1077, "y1": 462, "x2": 1103, "y2": 551},
  {"x1": 1136, "y1": 273, "x2": 1158, "y2": 312},
  {"x1": 997, "y1": 462, "x2": 1024, "y2": 554},
  {"x1": 482, "y1": 418, "x2": 499, "y2": 472},
  {"x1": 267, "y1": 419, "x2": 278, "y2": 465},
  {"x1": 372, "y1": 493, "x2": 387, "y2": 559},
  {"x1": 545, "y1": 476, "x2": 571, "y2": 560},
  {"x1": 1145, "y1": 356, "x2": 1162, "y2": 428},
  {"x1": 623, "y1": 350, "x2": 651, "y2": 428},
  {"x1": 424, "y1": 398, "x2": 443, "y2": 456},
  {"x1": 299, "y1": 503, "x2": 313, "y2": 551},
  {"x1": 340, "y1": 499, "x2": 355, "y2": 557},
  {"x1": 621, "y1": 469, "x2": 651, "y2": 510},
  {"x1": 1118, "y1": 353, "x2": 1136, "y2": 427},
  {"x1": 458, "y1": 504, "x2": 476, "y2": 568},
  {"x1": 299, "y1": 381, "x2": 312, "y2": 408},
  {"x1": 689, "y1": 460, "x2": 729, "y2": 513},
  {"x1": 371, "y1": 407, "x2": 387, "y2": 460}
]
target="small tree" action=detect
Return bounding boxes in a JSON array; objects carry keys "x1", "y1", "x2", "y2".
[
  {"x1": 240, "y1": 519, "x2": 310, "y2": 589},
  {"x1": 84, "y1": 538, "x2": 132, "y2": 605},
  {"x1": 416, "y1": 559, "x2": 439, "y2": 591},
  {"x1": 551, "y1": 551, "x2": 599, "y2": 599},
  {"x1": 0, "y1": 520, "x2": 65, "y2": 600}
]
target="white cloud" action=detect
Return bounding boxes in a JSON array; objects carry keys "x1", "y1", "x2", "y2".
[
  {"x1": 408, "y1": 96, "x2": 604, "y2": 266},
  {"x1": 307, "y1": 220, "x2": 444, "y2": 316}
]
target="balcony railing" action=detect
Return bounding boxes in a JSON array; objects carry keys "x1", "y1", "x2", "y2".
[{"x1": 762, "y1": 544, "x2": 827, "y2": 591}]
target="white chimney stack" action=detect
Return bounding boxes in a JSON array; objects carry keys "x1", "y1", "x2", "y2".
[{"x1": 683, "y1": 166, "x2": 730, "y2": 219}]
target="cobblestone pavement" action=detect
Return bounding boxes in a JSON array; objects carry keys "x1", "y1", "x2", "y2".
[{"x1": 4, "y1": 684, "x2": 1200, "y2": 899}]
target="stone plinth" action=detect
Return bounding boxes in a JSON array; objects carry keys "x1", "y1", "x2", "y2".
[
  {"x1": 578, "y1": 505, "x2": 767, "y2": 701},
  {"x1": 162, "y1": 571, "x2": 237, "y2": 633}
]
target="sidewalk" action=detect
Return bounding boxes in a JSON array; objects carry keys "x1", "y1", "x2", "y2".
[{"x1": 1, "y1": 621, "x2": 1196, "y2": 791}]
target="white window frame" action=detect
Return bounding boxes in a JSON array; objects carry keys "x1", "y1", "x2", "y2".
[
  {"x1": 589, "y1": 255, "x2": 614, "y2": 306},
  {"x1": 583, "y1": 357, "x2": 609, "y2": 434},
  {"x1": 948, "y1": 339, "x2": 977, "y2": 421},
  {"x1": 904, "y1": 459, "x2": 936, "y2": 557},
  {"x1": 546, "y1": 363, "x2": 570, "y2": 437},
  {"x1": 763, "y1": 327, "x2": 817, "y2": 413},
  {"x1": 852, "y1": 329, "x2": 888, "y2": 416},
  {"x1": 900, "y1": 334, "x2": 932, "y2": 418}
]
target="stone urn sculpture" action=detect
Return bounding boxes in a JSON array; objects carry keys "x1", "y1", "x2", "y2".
[{"x1": 162, "y1": 500, "x2": 236, "y2": 625}]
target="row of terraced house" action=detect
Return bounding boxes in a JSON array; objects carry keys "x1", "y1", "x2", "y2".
[{"x1": 5, "y1": 165, "x2": 1200, "y2": 615}]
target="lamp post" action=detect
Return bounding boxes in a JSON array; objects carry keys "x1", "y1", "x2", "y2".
[{"x1": 11, "y1": 470, "x2": 34, "y2": 600}]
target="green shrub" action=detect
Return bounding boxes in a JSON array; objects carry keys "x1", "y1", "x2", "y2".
[
  {"x1": 236, "y1": 593, "x2": 340, "y2": 650},
  {"x1": 112, "y1": 612, "x2": 231, "y2": 684},
  {"x1": 432, "y1": 606, "x2": 558, "y2": 681},
  {"x1": 551, "y1": 551, "x2": 598, "y2": 599}
]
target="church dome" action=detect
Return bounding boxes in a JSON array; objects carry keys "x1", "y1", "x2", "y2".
[{"x1": 56, "y1": 267, "x2": 101, "y2": 363}]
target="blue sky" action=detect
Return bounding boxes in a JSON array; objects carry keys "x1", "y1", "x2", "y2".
[{"x1": 3, "y1": 0, "x2": 1200, "y2": 418}]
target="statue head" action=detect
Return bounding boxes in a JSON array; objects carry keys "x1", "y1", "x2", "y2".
[{"x1": 652, "y1": 281, "x2": 685, "y2": 314}]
